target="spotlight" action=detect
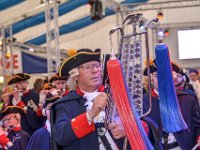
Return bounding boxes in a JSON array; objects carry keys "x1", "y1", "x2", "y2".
[
  {"x1": 89, "y1": 0, "x2": 103, "y2": 20},
  {"x1": 157, "y1": 29, "x2": 164, "y2": 40},
  {"x1": 29, "y1": 48, "x2": 35, "y2": 52},
  {"x1": 164, "y1": 28, "x2": 169, "y2": 36},
  {"x1": 157, "y1": 10, "x2": 164, "y2": 20}
]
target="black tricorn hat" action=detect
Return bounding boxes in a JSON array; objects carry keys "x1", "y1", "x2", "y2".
[
  {"x1": 0, "y1": 106, "x2": 26, "y2": 120},
  {"x1": 43, "y1": 93, "x2": 61, "y2": 108},
  {"x1": 144, "y1": 59, "x2": 181, "y2": 76},
  {"x1": 49, "y1": 73, "x2": 68, "y2": 83},
  {"x1": 42, "y1": 83, "x2": 53, "y2": 91},
  {"x1": 8, "y1": 73, "x2": 30, "y2": 85},
  {"x1": 181, "y1": 71, "x2": 190, "y2": 83},
  {"x1": 189, "y1": 69, "x2": 199, "y2": 75},
  {"x1": 59, "y1": 48, "x2": 101, "y2": 77}
]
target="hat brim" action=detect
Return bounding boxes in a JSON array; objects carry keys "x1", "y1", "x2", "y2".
[
  {"x1": 143, "y1": 66, "x2": 157, "y2": 76},
  {"x1": 49, "y1": 76, "x2": 68, "y2": 83},
  {"x1": 8, "y1": 75, "x2": 30, "y2": 85},
  {"x1": 59, "y1": 51, "x2": 101, "y2": 77},
  {"x1": 182, "y1": 72, "x2": 190, "y2": 83},
  {"x1": 143, "y1": 61, "x2": 182, "y2": 76},
  {"x1": 171, "y1": 62, "x2": 181, "y2": 74},
  {"x1": 0, "y1": 106, "x2": 26, "y2": 120},
  {"x1": 43, "y1": 95, "x2": 61, "y2": 108}
]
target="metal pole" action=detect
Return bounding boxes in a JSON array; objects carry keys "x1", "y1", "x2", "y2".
[{"x1": 44, "y1": 0, "x2": 60, "y2": 74}]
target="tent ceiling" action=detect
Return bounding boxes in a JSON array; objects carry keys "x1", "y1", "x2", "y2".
[{"x1": 0, "y1": 0, "x2": 200, "y2": 51}]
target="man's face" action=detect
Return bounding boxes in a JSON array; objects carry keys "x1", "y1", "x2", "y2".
[
  {"x1": 151, "y1": 72, "x2": 158, "y2": 91},
  {"x1": 15, "y1": 80, "x2": 28, "y2": 91},
  {"x1": 172, "y1": 71, "x2": 184, "y2": 87},
  {"x1": 54, "y1": 80, "x2": 66, "y2": 90},
  {"x1": 76, "y1": 61, "x2": 102, "y2": 91},
  {"x1": 189, "y1": 72, "x2": 198, "y2": 82},
  {"x1": 2, "y1": 113, "x2": 19, "y2": 128}
]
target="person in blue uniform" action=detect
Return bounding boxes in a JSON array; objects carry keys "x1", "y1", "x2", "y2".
[
  {"x1": 0, "y1": 87, "x2": 13, "y2": 110},
  {"x1": 0, "y1": 106, "x2": 30, "y2": 150},
  {"x1": 51, "y1": 48, "x2": 121, "y2": 150},
  {"x1": 7, "y1": 73, "x2": 45, "y2": 135},
  {"x1": 26, "y1": 89, "x2": 61, "y2": 150},
  {"x1": 49, "y1": 73, "x2": 69, "y2": 97},
  {"x1": 143, "y1": 60, "x2": 200, "y2": 150}
]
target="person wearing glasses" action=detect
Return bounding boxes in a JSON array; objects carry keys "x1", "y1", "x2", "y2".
[
  {"x1": 7, "y1": 73, "x2": 44, "y2": 135},
  {"x1": 26, "y1": 90, "x2": 61, "y2": 150},
  {"x1": 51, "y1": 49, "x2": 120, "y2": 150},
  {"x1": 0, "y1": 106, "x2": 30, "y2": 150},
  {"x1": 49, "y1": 73, "x2": 69, "y2": 97}
]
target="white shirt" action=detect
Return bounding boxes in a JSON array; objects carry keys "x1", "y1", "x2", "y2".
[{"x1": 190, "y1": 80, "x2": 200, "y2": 106}]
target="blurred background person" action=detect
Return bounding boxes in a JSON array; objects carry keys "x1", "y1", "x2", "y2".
[
  {"x1": 32, "y1": 78, "x2": 44, "y2": 94},
  {"x1": 189, "y1": 69, "x2": 200, "y2": 106},
  {"x1": 27, "y1": 91, "x2": 61, "y2": 150},
  {"x1": 143, "y1": 60, "x2": 200, "y2": 150},
  {"x1": 49, "y1": 73, "x2": 69, "y2": 97},
  {"x1": 0, "y1": 87, "x2": 13, "y2": 110},
  {"x1": 0, "y1": 106, "x2": 30, "y2": 150},
  {"x1": 7, "y1": 73, "x2": 44, "y2": 135}
]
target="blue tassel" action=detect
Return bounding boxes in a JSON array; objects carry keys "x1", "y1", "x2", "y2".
[{"x1": 155, "y1": 43, "x2": 187, "y2": 133}]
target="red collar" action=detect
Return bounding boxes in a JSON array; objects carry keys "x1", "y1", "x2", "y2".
[
  {"x1": 62, "y1": 90, "x2": 69, "y2": 97},
  {"x1": 12, "y1": 127, "x2": 21, "y2": 132},
  {"x1": 76, "y1": 85, "x2": 105, "y2": 96},
  {"x1": 151, "y1": 88, "x2": 158, "y2": 97},
  {"x1": 177, "y1": 87, "x2": 184, "y2": 90}
]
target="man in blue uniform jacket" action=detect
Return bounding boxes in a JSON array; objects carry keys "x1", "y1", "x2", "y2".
[
  {"x1": 143, "y1": 60, "x2": 200, "y2": 150},
  {"x1": 27, "y1": 87, "x2": 61, "y2": 150},
  {"x1": 7, "y1": 73, "x2": 45, "y2": 135},
  {"x1": 108, "y1": 60, "x2": 200, "y2": 150},
  {"x1": 51, "y1": 48, "x2": 121, "y2": 150},
  {"x1": 0, "y1": 106, "x2": 30, "y2": 150}
]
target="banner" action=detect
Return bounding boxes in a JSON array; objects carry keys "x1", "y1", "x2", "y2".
[
  {"x1": 22, "y1": 51, "x2": 48, "y2": 74},
  {"x1": 0, "y1": 49, "x2": 22, "y2": 75}
]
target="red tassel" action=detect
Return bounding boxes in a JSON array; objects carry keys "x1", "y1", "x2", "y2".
[{"x1": 107, "y1": 59, "x2": 146, "y2": 150}]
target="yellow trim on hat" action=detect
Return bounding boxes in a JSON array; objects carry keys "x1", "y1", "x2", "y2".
[
  {"x1": 14, "y1": 73, "x2": 30, "y2": 79},
  {"x1": 50, "y1": 74, "x2": 59, "y2": 81},
  {"x1": 46, "y1": 95, "x2": 61, "y2": 101},
  {"x1": 171, "y1": 61, "x2": 181, "y2": 72},
  {"x1": 1, "y1": 106, "x2": 25, "y2": 113}
]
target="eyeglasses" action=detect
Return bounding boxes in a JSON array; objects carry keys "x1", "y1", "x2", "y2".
[
  {"x1": 78, "y1": 63, "x2": 101, "y2": 72},
  {"x1": 2, "y1": 115, "x2": 17, "y2": 123}
]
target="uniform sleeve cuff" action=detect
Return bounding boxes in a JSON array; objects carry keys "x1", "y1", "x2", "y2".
[
  {"x1": 196, "y1": 135, "x2": 200, "y2": 143},
  {"x1": 71, "y1": 112, "x2": 95, "y2": 138},
  {"x1": 141, "y1": 120, "x2": 149, "y2": 135},
  {"x1": 16, "y1": 100, "x2": 26, "y2": 108},
  {"x1": 0, "y1": 134, "x2": 13, "y2": 149},
  {"x1": 36, "y1": 106, "x2": 42, "y2": 116}
]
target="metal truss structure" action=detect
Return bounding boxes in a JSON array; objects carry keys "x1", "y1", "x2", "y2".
[
  {"x1": 123, "y1": 0, "x2": 200, "y2": 12},
  {"x1": 44, "y1": 0, "x2": 60, "y2": 74},
  {"x1": 0, "y1": 25, "x2": 14, "y2": 78}
]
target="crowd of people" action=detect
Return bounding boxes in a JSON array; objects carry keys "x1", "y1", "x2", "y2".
[{"x1": 0, "y1": 48, "x2": 199, "y2": 150}]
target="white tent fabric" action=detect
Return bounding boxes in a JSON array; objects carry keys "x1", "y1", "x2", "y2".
[{"x1": 1, "y1": 0, "x2": 200, "y2": 68}]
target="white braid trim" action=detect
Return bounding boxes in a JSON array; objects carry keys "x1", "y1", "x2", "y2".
[{"x1": 69, "y1": 68, "x2": 79, "y2": 78}]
